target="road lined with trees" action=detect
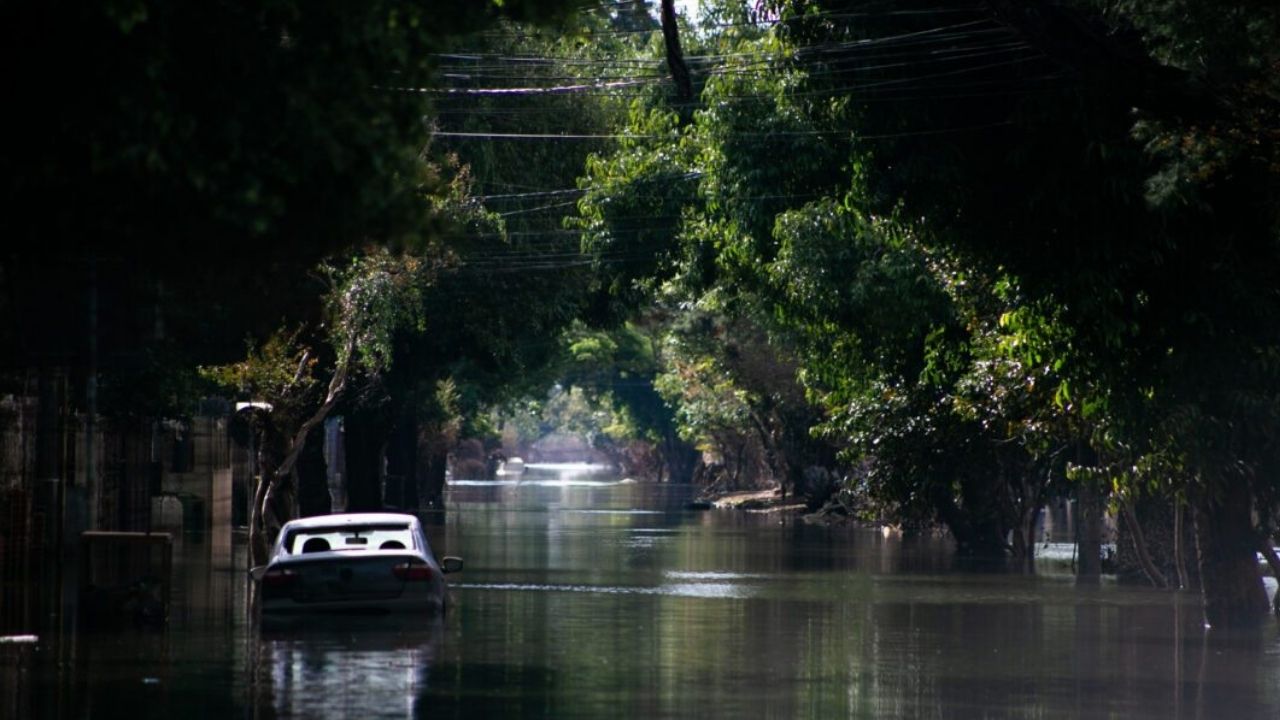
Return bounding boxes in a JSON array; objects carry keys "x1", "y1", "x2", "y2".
[{"x1": 3, "y1": 0, "x2": 1278, "y2": 629}]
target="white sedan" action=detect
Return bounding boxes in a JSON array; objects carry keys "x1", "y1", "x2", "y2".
[{"x1": 252, "y1": 513, "x2": 462, "y2": 622}]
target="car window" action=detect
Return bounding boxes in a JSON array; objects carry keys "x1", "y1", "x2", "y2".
[{"x1": 285, "y1": 525, "x2": 416, "y2": 554}]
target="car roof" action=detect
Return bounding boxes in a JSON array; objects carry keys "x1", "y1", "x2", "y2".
[{"x1": 280, "y1": 512, "x2": 420, "y2": 530}]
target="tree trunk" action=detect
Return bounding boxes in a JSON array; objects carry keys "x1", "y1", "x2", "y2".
[
  {"x1": 344, "y1": 412, "x2": 389, "y2": 512},
  {"x1": 1002, "y1": 458, "x2": 1043, "y2": 569},
  {"x1": 386, "y1": 415, "x2": 418, "y2": 510},
  {"x1": 296, "y1": 424, "x2": 330, "y2": 518},
  {"x1": 423, "y1": 449, "x2": 447, "y2": 509},
  {"x1": 248, "y1": 421, "x2": 283, "y2": 567},
  {"x1": 933, "y1": 477, "x2": 1008, "y2": 557},
  {"x1": 661, "y1": 428, "x2": 699, "y2": 484},
  {"x1": 248, "y1": 334, "x2": 356, "y2": 565},
  {"x1": 1115, "y1": 494, "x2": 1199, "y2": 587},
  {"x1": 959, "y1": 469, "x2": 1010, "y2": 556},
  {"x1": 747, "y1": 410, "x2": 787, "y2": 496},
  {"x1": 1173, "y1": 502, "x2": 1190, "y2": 590},
  {"x1": 1191, "y1": 480, "x2": 1268, "y2": 628},
  {"x1": 659, "y1": 0, "x2": 692, "y2": 103},
  {"x1": 1076, "y1": 481, "x2": 1103, "y2": 581},
  {"x1": 1121, "y1": 501, "x2": 1169, "y2": 589},
  {"x1": 1010, "y1": 504, "x2": 1040, "y2": 572},
  {"x1": 249, "y1": 474, "x2": 271, "y2": 566}
]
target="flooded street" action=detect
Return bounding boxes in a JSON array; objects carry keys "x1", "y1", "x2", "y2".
[
  {"x1": 7, "y1": 466, "x2": 1280, "y2": 719},
  {"x1": 11, "y1": 3, "x2": 1280, "y2": 716}
]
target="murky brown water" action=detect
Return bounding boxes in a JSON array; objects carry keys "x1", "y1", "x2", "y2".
[{"x1": 6, "y1": 466, "x2": 1280, "y2": 719}]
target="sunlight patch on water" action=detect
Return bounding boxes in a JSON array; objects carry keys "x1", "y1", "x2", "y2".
[
  {"x1": 0, "y1": 635, "x2": 38, "y2": 644},
  {"x1": 448, "y1": 478, "x2": 623, "y2": 487},
  {"x1": 665, "y1": 570, "x2": 770, "y2": 581},
  {"x1": 523, "y1": 462, "x2": 614, "y2": 474},
  {"x1": 522, "y1": 479, "x2": 624, "y2": 486},
  {"x1": 659, "y1": 583, "x2": 747, "y2": 598},
  {"x1": 1035, "y1": 542, "x2": 1118, "y2": 561},
  {"x1": 622, "y1": 535, "x2": 669, "y2": 549}
]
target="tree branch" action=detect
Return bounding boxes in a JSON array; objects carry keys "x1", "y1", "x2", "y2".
[{"x1": 275, "y1": 333, "x2": 356, "y2": 480}]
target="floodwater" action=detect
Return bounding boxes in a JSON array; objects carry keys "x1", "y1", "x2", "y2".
[{"x1": 5, "y1": 465, "x2": 1280, "y2": 719}]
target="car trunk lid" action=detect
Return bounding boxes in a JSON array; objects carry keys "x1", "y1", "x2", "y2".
[{"x1": 269, "y1": 553, "x2": 427, "y2": 604}]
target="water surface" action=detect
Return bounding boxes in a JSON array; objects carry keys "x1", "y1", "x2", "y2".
[{"x1": 5, "y1": 475, "x2": 1280, "y2": 719}]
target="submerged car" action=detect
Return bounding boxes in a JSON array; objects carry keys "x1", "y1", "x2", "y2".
[{"x1": 252, "y1": 512, "x2": 462, "y2": 622}]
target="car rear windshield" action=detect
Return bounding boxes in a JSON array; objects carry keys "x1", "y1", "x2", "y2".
[{"x1": 285, "y1": 524, "x2": 415, "y2": 554}]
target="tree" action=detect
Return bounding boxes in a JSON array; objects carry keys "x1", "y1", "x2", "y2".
[
  {"x1": 556, "y1": 320, "x2": 700, "y2": 482},
  {"x1": 566, "y1": 4, "x2": 1280, "y2": 627},
  {"x1": 763, "y1": 0, "x2": 1280, "y2": 625},
  {"x1": 1, "y1": 0, "x2": 580, "y2": 397},
  {"x1": 205, "y1": 248, "x2": 431, "y2": 564},
  {"x1": 1, "y1": 0, "x2": 592, "y2": 559}
]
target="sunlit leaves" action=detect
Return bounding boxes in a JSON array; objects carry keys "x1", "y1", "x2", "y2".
[
  {"x1": 323, "y1": 249, "x2": 428, "y2": 376},
  {"x1": 574, "y1": 103, "x2": 700, "y2": 315},
  {"x1": 199, "y1": 327, "x2": 317, "y2": 401}
]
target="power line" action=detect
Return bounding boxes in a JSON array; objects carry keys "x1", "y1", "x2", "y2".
[
  {"x1": 431, "y1": 119, "x2": 1014, "y2": 141},
  {"x1": 431, "y1": 20, "x2": 1016, "y2": 68},
  {"x1": 420, "y1": 49, "x2": 1051, "y2": 100}
]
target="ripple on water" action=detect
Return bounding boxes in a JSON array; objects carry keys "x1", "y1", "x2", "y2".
[
  {"x1": 664, "y1": 570, "x2": 771, "y2": 581},
  {"x1": 457, "y1": 581, "x2": 754, "y2": 599},
  {"x1": 566, "y1": 509, "x2": 665, "y2": 514}
]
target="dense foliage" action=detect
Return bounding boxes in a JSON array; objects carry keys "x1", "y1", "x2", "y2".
[
  {"x1": 7, "y1": 0, "x2": 1278, "y2": 627},
  {"x1": 565, "y1": 0, "x2": 1280, "y2": 625}
]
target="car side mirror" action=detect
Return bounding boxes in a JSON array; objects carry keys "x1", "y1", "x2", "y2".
[
  {"x1": 248, "y1": 566, "x2": 267, "y2": 582},
  {"x1": 440, "y1": 556, "x2": 464, "y2": 574}
]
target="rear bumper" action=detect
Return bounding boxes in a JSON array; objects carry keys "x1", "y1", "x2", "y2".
[{"x1": 262, "y1": 594, "x2": 444, "y2": 616}]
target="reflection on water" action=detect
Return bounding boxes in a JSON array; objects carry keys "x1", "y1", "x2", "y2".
[
  {"x1": 254, "y1": 618, "x2": 441, "y2": 720},
  {"x1": 5, "y1": 473, "x2": 1280, "y2": 719}
]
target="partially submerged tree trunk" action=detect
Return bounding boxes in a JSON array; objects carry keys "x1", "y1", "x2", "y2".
[
  {"x1": 386, "y1": 415, "x2": 419, "y2": 510},
  {"x1": 248, "y1": 423, "x2": 282, "y2": 567},
  {"x1": 933, "y1": 473, "x2": 1009, "y2": 557},
  {"x1": 1076, "y1": 480, "x2": 1103, "y2": 581},
  {"x1": 417, "y1": 424, "x2": 453, "y2": 509},
  {"x1": 296, "y1": 424, "x2": 330, "y2": 518},
  {"x1": 1173, "y1": 502, "x2": 1190, "y2": 590},
  {"x1": 1000, "y1": 456, "x2": 1050, "y2": 571},
  {"x1": 1115, "y1": 493, "x2": 1199, "y2": 589},
  {"x1": 249, "y1": 337, "x2": 355, "y2": 567},
  {"x1": 1121, "y1": 501, "x2": 1169, "y2": 589},
  {"x1": 1191, "y1": 479, "x2": 1268, "y2": 628},
  {"x1": 1009, "y1": 503, "x2": 1041, "y2": 572},
  {"x1": 660, "y1": 427, "x2": 699, "y2": 484},
  {"x1": 420, "y1": 446, "x2": 448, "y2": 509},
  {"x1": 344, "y1": 406, "x2": 393, "y2": 512}
]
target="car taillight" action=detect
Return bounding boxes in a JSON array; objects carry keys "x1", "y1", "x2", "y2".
[
  {"x1": 392, "y1": 562, "x2": 433, "y2": 582},
  {"x1": 263, "y1": 568, "x2": 298, "y2": 586}
]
